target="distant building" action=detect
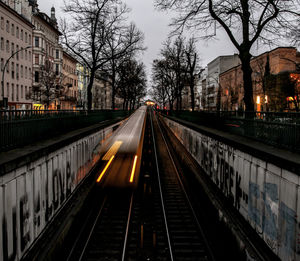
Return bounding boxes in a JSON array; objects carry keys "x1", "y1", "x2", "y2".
[
  {"x1": 0, "y1": 0, "x2": 34, "y2": 109},
  {"x1": 205, "y1": 54, "x2": 240, "y2": 110},
  {"x1": 92, "y1": 73, "x2": 112, "y2": 109},
  {"x1": 60, "y1": 51, "x2": 78, "y2": 110},
  {"x1": 77, "y1": 63, "x2": 90, "y2": 109},
  {"x1": 31, "y1": 5, "x2": 63, "y2": 109},
  {"x1": 219, "y1": 47, "x2": 300, "y2": 111}
]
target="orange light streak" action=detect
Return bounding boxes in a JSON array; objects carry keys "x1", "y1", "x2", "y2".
[
  {"x1": 102, "y1": 141, "x2": 123, "y2": 161},
  {"x1": 97, "y1": 155, "x2": 115, "y2": 183},
  {"x1": 130, "y1": 155, "x2": 138, "y2": 183}
]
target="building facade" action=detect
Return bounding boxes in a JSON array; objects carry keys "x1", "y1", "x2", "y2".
[
  {"x1": 0, "y1": 0, "x2": 33, "y2": 109},
  {"x1": 220, "y1": 47, "x2": 300, "y2": 111},
  {"x1": 31, "y1": 6, "x2": 63, "y2": 110},
  {"x1": 205, "y1": 54, "x2": 240, "y2": 110},
  {"x1": 61, "y1": 51, "x2": 78, "y2": 110},
  {"x1": 77, "y1": 63, "x2": 90, "y2": 109},
  {"x1": 92, "y1": 74, "x2": 112, "y2": 110}
]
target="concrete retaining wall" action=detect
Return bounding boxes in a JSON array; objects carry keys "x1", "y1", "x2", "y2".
[
  {"x1": 163, "y1": 117, "x2": 300, "y2": 261},
  {"x1": 0, "y1": 122, "x2": 121, "y2": 261}
]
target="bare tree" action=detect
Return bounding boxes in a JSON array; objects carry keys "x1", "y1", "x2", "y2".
[
  {"x1": 152, "y1": 58, "x2": 177, "y2": 110},
  {"x1": 61, "y1": 0, "x2": 144, "y2": 110},
  {"x1": 155, "y1": 0, "x2": 300, "y2": 112},
  {"x1": 117, "y1": 58, "x2": 147, "y2": 110},
  {"x1": 185, "y1": 37, "x2": 200, "y2": 111},
  {"x1": 100, "y1": 23, "x2": 145, "y2": 109},
  {"x1": 29, "y1": 55, "x2": 69, "y2": 109}
]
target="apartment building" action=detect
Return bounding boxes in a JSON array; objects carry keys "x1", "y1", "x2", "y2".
[
  {"x1": 0, "y1": 0, "x2": 33, "y2": 109},
  {"x1": 92, "y1": 73, "x2": 112, "y2": 110},
  {"x1": 205, "y1": 54, "x2": 240, "y2": 110},
  {"x1": 220, "y1": 47, "x2": 300, "y2": 111},
  {"x1": 61, "y1": 50, "x2": 78, "y2": 110},
  {"x1": 77, "y1": 63, "x2": 90, "y2": 109},
  {"x1": 31, "y1": 5, "x2": 63, "y2": 109}
]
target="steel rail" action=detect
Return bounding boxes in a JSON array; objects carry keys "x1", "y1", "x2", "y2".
[
  {"x1": 77, "y1": 196, "x2": 108, "y2": 261},
  {"x1": 150, "y1": 109, "x2": 174, "y2": 261},
  {"x1": 155, "y1": 111, "x2": 216, "y2": 261},
  {"x1": 121, "y1": 193, "x2": 134, "y2": 261}
]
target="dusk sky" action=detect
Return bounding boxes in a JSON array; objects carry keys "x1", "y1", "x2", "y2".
[{"x1": 39, "y1": 0, "x2": 269, "y2": 84}]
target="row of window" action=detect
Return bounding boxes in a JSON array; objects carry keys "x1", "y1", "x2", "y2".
[
  {"x1": 0, "y1": 58, "x2": 32, "y2": 80},
  {"x1": 65, "y1": 77, "x2": 77, "y2": 87},
  {"x1": 63, "y1": 63, "x2": 76, "y2": 74},
  {"x1": 5, "y1": 83, "x2": 29, "y2": 101},
  {"x1": 0, "y1": 37, "x2": 32, "y2": 61},
  {"x1": 34, "y1": 36, "x2": 60, "y2": 59},
  {"x1": 0, "y1": 16, "x2": 31, "y2": 43}
]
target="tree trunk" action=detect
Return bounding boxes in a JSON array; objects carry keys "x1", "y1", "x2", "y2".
[
  {"x1": 87, "y1": 69, "x2": 95, "y2": 111},
  {"x1": 190, "y1": 84, "x2": 195, "y2": 111},
  {"x1": 240, "y1": 52, "x2": 254, "y2": 112}
]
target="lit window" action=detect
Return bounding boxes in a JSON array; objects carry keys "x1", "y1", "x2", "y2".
[{"x1": 256, "y1": 96, "x2": 260, "y2": 105}]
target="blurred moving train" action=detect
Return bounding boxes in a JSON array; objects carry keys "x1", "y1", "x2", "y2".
[{"x1": 96, "y1": 106, "x2": 147, "y2": 187}]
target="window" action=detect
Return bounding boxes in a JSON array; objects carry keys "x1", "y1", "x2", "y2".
[
  {"x1": 16, "y1": 85, "x2": 19, "y2": 101},
  {"x1": 21, "y1": 65, "x2": 23, "y2": 78},
  {"x1": 16, "y1": 27, "x2": 19, "y2": 38},
  {"x1": 0, "y1": 58, "x2": 3, "y2": 71},
  {"x1": 21, "y1": 48, "x2": 23, "y2": 59},
  {"x1": 25, "y1": 86, "x2": 27, "y2": 100},
  {"x1": 0, "y1": 37, "x2": 3, "y2": 50},
  {"x1": 56, "y1": 64, "x2": 59, "y2": 75},
  {"x1": 6, "y1": 20, "x2": 9, "y2": 33},
  {"x1": 34, "y1": 71, "x2": 39, "y2": 83},
  {"x1": 16, "y1": 64, "x2": 19, "y2": 80},
  {"x1": 29, "y1": 68, "x2": 31, "y2": 79},
  {"x1": 11, "y1": 42, "x2": 14, "y2": 56},
  {"x1": 0, "y1": 17, "x2": 4, "y2": 30},
  {"x1": 28, "y1": 51, "x2": 31, "y2": 61},
  {"x1": 56, "y1": 49, "x2": 59, "y2": 59},
  {"x1": 20, "y1": 29, "x2": 23, "y2": 40},
  {"x1": 6, "y1": 40, "x2": 9, "y2": 53},
  {"x1": 16, "y1": 45, "x2": 19, "y2": 60},
  {"x1": 25, "y1": 66, "x2": 27, "y2": 79},
  {"x1": 35, "y1": 37, "x2": 39, "y2": 47},
  {"x1": 25, "y1": 50, "x2": 27, "y2": 60},
  {"x1": 11, "y1": 24, "x2": 14, "y2": 36},
  {"x1": 28, "y1": 34, "x2": 31, "y2": 44},
  {"x1": 35, "y1": 54, "x2": 39, "y2": 65},
  {"x1": 21, "y1": 85, "x2": 23, "y2": 99},
  {"x1": 6, "y1": 61, "x2": 9, "y2": 73},
  {"x1": 12, "y1": 84, "x2": 14, "y2": 101},
  {"x1": 6, "y1": 83, "x2": 9, "y2": 98},
  {"x1": 25, "y1": 32, "x2": 27, "y2": 43},
  {"x1": 11, "y1": 62, "x2": 14, "y2": 79}
]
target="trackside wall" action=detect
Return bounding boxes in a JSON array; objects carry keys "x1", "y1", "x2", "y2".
[
  {"x1": 163, "y1": 116, "x2": 300, "y2": 261},
  {"x1": 0, "y1": 122, "x2": 121, "y2": 261}
]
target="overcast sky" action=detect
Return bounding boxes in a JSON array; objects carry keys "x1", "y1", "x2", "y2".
[{"x1": 38, "y1": 1, "x2": 266, "y2": 83}]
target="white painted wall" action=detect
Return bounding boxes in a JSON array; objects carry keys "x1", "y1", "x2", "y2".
[
  {"x1": 164, "y1": 117, "x2": 300, "y2": 261},
  {"x1": 0, "y1": 122, "x2": 120, "y2": 261}
]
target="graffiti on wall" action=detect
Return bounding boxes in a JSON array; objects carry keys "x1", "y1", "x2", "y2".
[
  {"x1": 165, "y1": 118, "x2": 299, "y2": 261},
  {"x1": 0, "y1": 123, "x2": 119, "y2": 261}
]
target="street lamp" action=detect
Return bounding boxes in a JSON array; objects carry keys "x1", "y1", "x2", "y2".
[{"x1": 1, "y1": 45, "x2": 32, "y2": 109}]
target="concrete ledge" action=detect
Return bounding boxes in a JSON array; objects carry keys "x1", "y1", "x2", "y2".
[
  {"x1": 0, "y1": 117, "x2": 126, "y2": 176},
  {"x1": 164, "y1": 114, "x2": 300, "y2": 175}
]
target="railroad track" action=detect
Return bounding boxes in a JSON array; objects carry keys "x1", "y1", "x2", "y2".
[{"x1": 66, "y1": 108, "x2": 215, "y2": 261}]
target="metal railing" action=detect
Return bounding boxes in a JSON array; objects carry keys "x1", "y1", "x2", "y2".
[
  {"x1": 0, "y1": 109, "x2": 131, "y2": 152},
  {"x1": 160, "y1": 110, "x2": 300, "y2": 153}
]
